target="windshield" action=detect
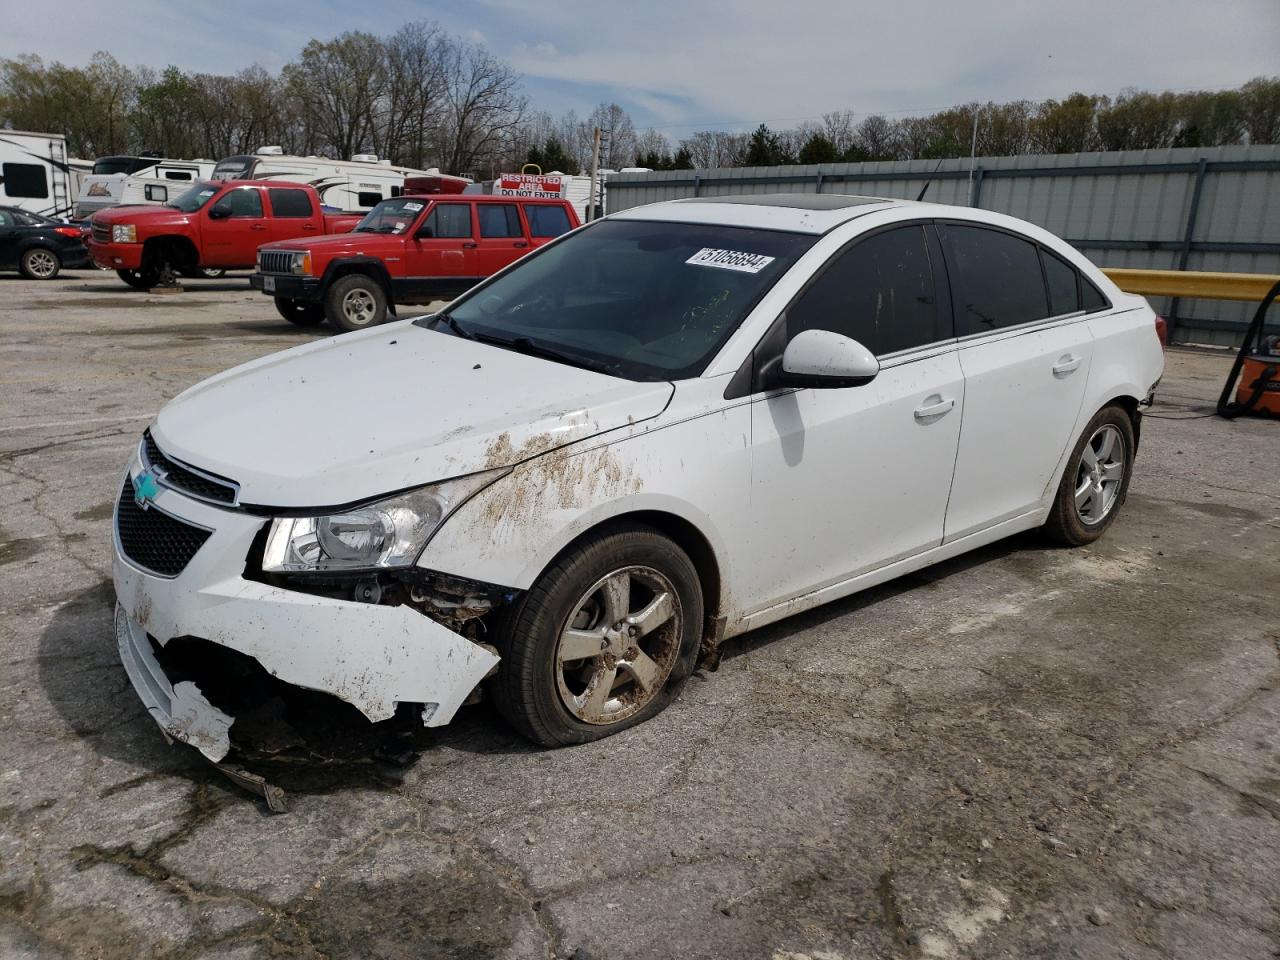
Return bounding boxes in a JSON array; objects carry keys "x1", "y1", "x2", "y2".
[
  {"x1": 354, "y1": 197, "x2": 426, "y2": 234},
  {"x1": 92, "y1": 157, "x2": 148, "y2": 176},
  {"x1": 213, "y1": 156, "x2": 254, "y2": 180},
  {"x1": 416, "y1": 219, "x2": 816, "y2": 381},
  {"x1": 166, "y1": 181, "x2": 221, "y2": 213}
]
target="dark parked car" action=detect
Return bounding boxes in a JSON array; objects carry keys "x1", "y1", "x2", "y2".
[{"x1": 0, "y1": 206, "x2": 90, "y2": 279}]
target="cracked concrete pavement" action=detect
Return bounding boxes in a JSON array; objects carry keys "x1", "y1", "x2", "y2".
[{"x1": 1, "y1": 272, "x2": 1277, "y2": 959}]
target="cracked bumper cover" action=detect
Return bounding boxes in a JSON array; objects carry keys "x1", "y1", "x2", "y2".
[{"x1": 111, "y1": 481, "x2": 499, "y2": 762}]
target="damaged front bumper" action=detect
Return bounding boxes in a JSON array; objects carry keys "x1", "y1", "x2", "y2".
[{"x1": 111, "y1": 476, "x2": 499, "y2": 763}]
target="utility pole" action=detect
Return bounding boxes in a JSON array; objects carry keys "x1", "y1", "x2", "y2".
[
  {"x1": 966, "y1": 108, "x2": 980, "y2": 206},
  {"x1": 587, "y1": 127, "x2": 602, "y2": 221}
]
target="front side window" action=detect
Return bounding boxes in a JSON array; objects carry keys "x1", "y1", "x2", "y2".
[
  {"x1": 214, "y1": 188, "x2": 263, "y2": 218},
  {"x1": 167, "y1": 182, "x2": 220, "y2": 212},
  {"x1": 941, "y1": 224, "x2": 1049, "y2": 335},
  {"x1": 2, "y1": 163, "x2": 49, "y2": 199},
  {"x1": 525, "y1": 204, "x2": 573, "y2": 238},
  {"x1": 419, "y1": 203, "x2": 473, "y2": 239},
  {"x1": 269, "y1": 188, "x2": 313, "y2": 218},
  {"x1": 478, "y1": 203, "x2": 522, "y2": 238},
  {"x1": 786, "y1": 225, "x2": 942, "y2": 355},
  {"x1": 419, "y1": 220, "x2": 816, "y2": 381}
]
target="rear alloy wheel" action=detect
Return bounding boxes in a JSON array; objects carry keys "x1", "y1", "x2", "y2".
[
  {"x1": 324, "y1": 275, "x2": 388, "y2": 333},
  {"x1": 20, "y1": 247, "x2": 60, "y2": 280},
  {"x1": 1044, "y1": 405, "x2": 1135, "y2": 545},
  {"x1": 274, "y1": 297, "x2": 326, "y2": 327},
  {"x1": 491, "y1": 524, "x2": 703, "y2": 746}
]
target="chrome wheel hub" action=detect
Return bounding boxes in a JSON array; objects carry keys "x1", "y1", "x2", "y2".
[
  {"x1": 28, "y1": 250, "x2": 57, "y2": 277},
  {"x1": 342, "y1": 289, "x2": 375, "y2": 325},
  {"x1": 1074, "y1": 424, "x2": 1126, "y2": 526},
  {"x1": 554, "y1": 565, "x2": 682, "y2": 725}
]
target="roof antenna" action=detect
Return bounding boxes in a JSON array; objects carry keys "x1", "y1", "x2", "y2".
[{"x1": 915, "y1": 157, "x2": 946, "y2": 202}]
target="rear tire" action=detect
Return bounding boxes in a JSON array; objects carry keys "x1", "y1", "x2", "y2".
[
  {"x1": 274, "y1": 297, "x2": 326, "y2": 326},
  {"x1": 116, "y1": 267, "x2": 158, "y2": 290},
  {"x1": 490, "y1": 524, "x2": 703, "y2": 746},
  {"x1": 20, "y1": 247, "x2": 60, "y2": 280},
  {"x1": 1043, "y1": 404, "x2": 1135, "y2": 546},
  {"x1": 324, "y1": 274, "x2": 388, "y2": 333}
]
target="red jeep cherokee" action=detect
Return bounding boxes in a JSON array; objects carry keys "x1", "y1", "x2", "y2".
[{"x1": 252, "y1": 193, "x2": 581, "y2": 332}]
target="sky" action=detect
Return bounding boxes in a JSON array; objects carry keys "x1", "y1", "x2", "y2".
[{"x1": 3, "y1": 0, "x2": 1277, "y2": 137}]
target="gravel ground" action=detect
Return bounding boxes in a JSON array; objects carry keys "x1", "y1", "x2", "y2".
[{"x1": 1, "y1": 271, "x2": 1277, "y2": 960}]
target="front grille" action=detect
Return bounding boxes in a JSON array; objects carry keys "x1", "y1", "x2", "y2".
[
  {"x1": 92, "y1": 222, "x2": 110, "y2": 243},
  {"x1": 117, "y1": 476, "x2": 212, "y2": 577},
  {"x1": 259, "y1": 250, "x2": 295, "y2": 274},
  {"x1": 143, "y1": 431, "x2": 237, "y2": 505}
]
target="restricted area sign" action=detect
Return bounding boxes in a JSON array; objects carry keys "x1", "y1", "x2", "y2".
[{"x1": 496, "y1": 173, "x2": 566, "y2": 199}]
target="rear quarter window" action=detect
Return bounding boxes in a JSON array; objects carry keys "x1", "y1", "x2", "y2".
[{"x1": 525, "y1": 204, "x2": 573, "y2": 238}]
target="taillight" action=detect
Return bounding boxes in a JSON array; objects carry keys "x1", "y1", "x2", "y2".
[
  {"x1": 1154, "y1": 316, "x2": 1168, "y2": 348},
  {"x1": 54, "y1": 226, "x2": 81, "y2": 238}
]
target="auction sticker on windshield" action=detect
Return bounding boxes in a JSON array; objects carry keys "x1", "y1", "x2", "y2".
[{"x1": 686, "y1": 248, "x2": 776, "y2": 273}]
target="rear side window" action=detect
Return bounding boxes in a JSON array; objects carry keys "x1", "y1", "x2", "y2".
[
  {"x1": 269, "y1": 188, "x2": 313, "y2": 218},
  {"x1": 0, "y1": 210, "x2": 12, "y2": 227},
  {"x1": 526, "y1": 204, "x2": 573, "y2": 238},
  {"x1": 478, "y1": 203, "x2": 523, "y2": 238},
  {"x1": 942, "y1": 224, "x2": 1049, "y2": 335},
  {"x1": 1041, "y1": 248, "x2": 1080, "y2": 316},
  {"x1": 420, "y1": 203, "x2": 473, "y2": 239},
  {"x1": 787, "y1": 225, "x2": 942, "y2": 356},
  {"x1": 2, "y1": 163, "x2": 49, "y2": 199}
]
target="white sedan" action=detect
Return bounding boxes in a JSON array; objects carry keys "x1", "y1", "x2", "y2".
[{"x1": 111, "y1": 194, "x2": 1164, "y2": 755}]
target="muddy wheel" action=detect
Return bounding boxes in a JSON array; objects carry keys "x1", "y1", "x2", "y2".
[
  {"x1": 1043, "y1": 404, "x2": 1135, "y2": 546},
  {"x1": 20, "y1": 247, "x2": 61, "y2": 280},
  {"x1": 274, "y1": 297, "x2": 325, "y2": 326},
  {"x1": 324, "y1": 274, "x2": 387, "y2": 333},
  {"x1": 116, "y1": 267, "x2": 158, "y2": 290},
  {"x1": 200, "y1": 267, "x2": 226, "y2": 279},
  {"x1": 491, "y1": 524, "x2": 702, "y2": 746}
]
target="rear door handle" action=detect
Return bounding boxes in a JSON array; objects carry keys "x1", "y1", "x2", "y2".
[
  {"x1": 914, "y1": 395, "x2": 955, "y2": 421},
  {"x1": 1052, "y1": 354, "x2": 1082, "y2": 376},
  {"x1": 513, "y1": 241, "x2": 528, "y2": 248},
  {"x1": 250, "y1": 223, "x2": 268, "y2": 231},
  {"x1": 462, "y1": 242, "x2": 477, "y2": 249}
]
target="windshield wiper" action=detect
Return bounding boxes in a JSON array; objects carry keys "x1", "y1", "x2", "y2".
[
  {"x1": 431, "y1": 313, "x2": 477, "y2": 340},
  {"x1": 482, "y1": 335, "x2": 614, "y2": 376}
]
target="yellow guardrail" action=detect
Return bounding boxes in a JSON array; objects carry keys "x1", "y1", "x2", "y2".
[{"x1": 1102, "y1": 268, "x2": 1280, "y2": 302}]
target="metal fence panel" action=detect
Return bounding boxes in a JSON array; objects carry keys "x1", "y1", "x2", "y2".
[{"x1": 605, "y1": 145, "x2": 1280, "y2": 346}]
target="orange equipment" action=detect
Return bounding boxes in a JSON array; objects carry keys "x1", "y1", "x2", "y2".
[{"x1": 1218, "y1": 280, "x2": 1280, "y2": 418}]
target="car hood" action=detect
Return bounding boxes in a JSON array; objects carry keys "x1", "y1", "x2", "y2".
[
  {"x1": 259, "y1": 232, "x2": 393, "y2": 254},
  {"x1": 92, "y1": 205, "x2": 190, "y2": 229},
  {"x1": 151, "y1": 321, "x2": 674, "y2": 508}
]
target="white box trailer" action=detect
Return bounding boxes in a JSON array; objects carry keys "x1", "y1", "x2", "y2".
[
  {"x1": 74, "y1": 155, "x2": 215, "y2": 218},
  {"x1": 211, "y1": 147, "x2": 461, "y2": 211},
  {"x1": 480, "y1": 168, "x2": 650, "y2": 221},
  {"x1": 0, "y1": 130, "x2": 76, "y2": 219}
]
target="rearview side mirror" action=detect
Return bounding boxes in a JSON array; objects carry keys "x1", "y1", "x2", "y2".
[
  {"x1": 778, "y1": 329, "x2": 879, "y2": 388},
  {"x1": 208, "y1": 203, "x2": 230, "y2": 220}
]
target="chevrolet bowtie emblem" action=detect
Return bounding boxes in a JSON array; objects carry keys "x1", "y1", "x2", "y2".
[{"x1": 134, "y1": 469, "x2": 161, "y2": 509}]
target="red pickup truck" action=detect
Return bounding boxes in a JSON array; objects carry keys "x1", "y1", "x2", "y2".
[
  {"x1": 250, "y1": 193, "x2": 580, "y2": 331},
  {"x1": 88, "y1": 180, "x2": 361, "y2": 289}
]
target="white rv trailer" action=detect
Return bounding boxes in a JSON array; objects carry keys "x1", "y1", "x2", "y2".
[
  {"x1": 211, "y1": 146, "x2": 460, "y2": 211},
  {"x1": 74, "y1": 155, "x2": 215, "y2": 218},
  {"x1": 0, "y1": 130, "x2": 77, "y2": 219}
]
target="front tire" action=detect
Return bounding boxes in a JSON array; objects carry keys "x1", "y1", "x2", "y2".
[
  {"x1": 324, "y1": 274, "x2": 388, "y2": 332},
  {"x1": 1043, "y1": 404, "x2": 1135, "y2": 545},
  {"x1": 274, "y1": 297, "x2": 326, "y2": 326},
  {"x1": 20, "y1": 247, "x2": 60, "y2": 280},
  {"x1": 491, "y1": 524, "x2": 703, "y2": 746}
]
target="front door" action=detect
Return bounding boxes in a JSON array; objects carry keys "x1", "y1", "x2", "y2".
[
  {"x1": 404, "y1": 200, "x2": 478, "y2": 301},
  {"x1": 745, "y1": 224, "x2": 964, "y2": 612},
  {"x1": 937, "y1": 223, "x2": 1094, "y2": 540},
  {"x1": 202, "y1": 186, "x2": 268, "y2": 267}
]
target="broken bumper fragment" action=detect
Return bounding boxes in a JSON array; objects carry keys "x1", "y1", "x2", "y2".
[{"x1": 111, "y1": 473, "x2": 499, "y2": 761}]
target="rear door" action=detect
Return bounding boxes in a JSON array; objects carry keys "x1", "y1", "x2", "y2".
[
  {"x1": 939, "y1": 222, "x2": 1094, "y2": 541},
  {"x1": 474, "y1": 202, "x2": 529, "y2": 275},
  {"x1": 266, "y1": 187, "x2": 322, "y2": 243},
  {"x1": 0, "y1": 209, "x2": 18, "y2": 268},
  {"x1": 203, "y1": 186, "x2": 269, "y2": 266}
]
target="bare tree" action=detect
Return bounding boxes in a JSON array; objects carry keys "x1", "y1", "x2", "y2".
[
  {"x1": 439, "y1": 40, "x2": 525, "y2": 176},
  {"x1": 284, "y1": 32, "x2": 386, "y2": 160}
]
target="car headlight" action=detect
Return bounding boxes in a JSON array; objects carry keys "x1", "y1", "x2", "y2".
[
  {"x1": 112, "y1": 224, "x2": 137, "y2": 243},
  {"x1": 290, "y1": 252, "x2": 311, "y2": 275},
  {"x1": 261, "y1": 469, "x2": 507, "y2": 573}
]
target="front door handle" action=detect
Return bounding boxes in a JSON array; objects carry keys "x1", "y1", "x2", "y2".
[
  {"x1": 914, "y1": 395, "x2": 955, "y2": 421},
  {"x1": 1052, "y1": 354, "x2": 1082, "y2": 376},
  {"x1": 462, "y1": 241, "x2": 477, "y2": 249},
  {"x1": 513, "y1": 241, "x2": 528, "y2": 248},
  {"x1": 250, "y1": 223, "x2": 268, "y2": 231}
]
